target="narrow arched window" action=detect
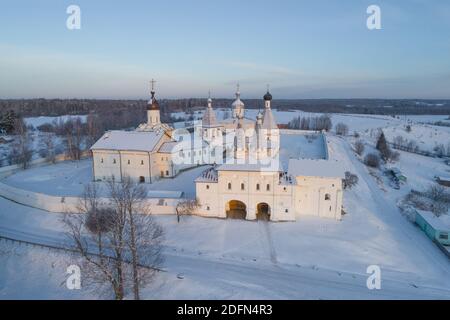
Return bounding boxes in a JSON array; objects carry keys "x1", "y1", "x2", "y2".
[
  {"x1": 241, "y1": 183, "x2": 245, "y2": 190},
  {"x1": 256, "y1": 183, "x2": 260, "y2": 191},
  {"x1": 325, "y1": 194, "x2": 331, "y2": 200},
  {"x1": 228, "y1": 183, "x2": 232, "y2": 190}
]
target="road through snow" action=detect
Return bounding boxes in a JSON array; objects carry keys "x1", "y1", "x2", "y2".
[{"x1": 1, "y1": 217, "x2": 450, "y2": 299}]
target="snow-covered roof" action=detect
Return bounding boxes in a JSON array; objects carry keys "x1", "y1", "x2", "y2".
[
  {"x1": 202, "y1": 105, "x2": 218, "y2": 128},
  {"x1": 195, "y1": 167, "x2": 218, "y2": 183},
  {"x1": 288, "y1": 159, "x2": 345, "y2": 179},
  {"x1": 91, "y1": 130, "x2": 166, "y2": 152},
  {"x1": 232, "y1": 97, "x2": 244, "y2": 108},
  {"x1": 261, "y1": 107, "x2": 278, "y2": 130},
  {"x1": 437, "y1": 176, "x2": 450, "y2": 182},
  {"x1": 146, "y1": 190, "x2": 183, "y2": 199},
  {"x1": 417, "y1": 210, "x2": 450, "y2": 231},
  {"x1": 158, "y1": 141, "x2": 179, "y2": 153},
  {"x1": 136, "y1": 122, "x2": 172, "y2": 132},
  {"x1": 217, "y1": 162, "x2": 282, "y2": 172}
]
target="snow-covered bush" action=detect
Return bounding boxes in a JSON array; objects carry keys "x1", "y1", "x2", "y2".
[
  {"x1": 354, "y1": 140, "x2": 365, "y2": 156},
  {"x1": 343, "y1": 171, "x2": 359, "y2": 189},
  {"x1": 405, "y1": 185, "x2": 450, "y2": 217},
  {"x1": 364, "y1": 153, "x2": 380, "y2": 168},
  {"x1": 335, "y1": 123, "x2": 349, "y2": 136}
]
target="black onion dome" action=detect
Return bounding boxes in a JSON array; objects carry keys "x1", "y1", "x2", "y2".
[{"x1": 263, "y1": 91, "x2": 272, "y2": 101}]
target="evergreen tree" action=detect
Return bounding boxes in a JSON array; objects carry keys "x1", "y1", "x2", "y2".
[
  {"x1": 0, "y1": 110, "x2": 18, "y2": 134},
  {"x1": 376, "y1": 131, "x2": 391, "y2": 161}
]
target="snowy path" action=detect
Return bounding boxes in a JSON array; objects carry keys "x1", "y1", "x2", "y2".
[
  {"x1": 1, "y1": 212, "x2": 450, "y2": 299},
  {"x1": 258, "y1": 221, "x2": 278, "y2": 264},
  {"x1": 162, "y1": 249, "x2": 450, "y2": 300}
]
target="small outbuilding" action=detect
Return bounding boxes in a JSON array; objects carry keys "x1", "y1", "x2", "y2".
[
  {"x1": 436, "y1": 176, "x2": 450, "y2": 187},
  {"x1": 415, "y1": 210, "x2": 450, "y2": 246}
]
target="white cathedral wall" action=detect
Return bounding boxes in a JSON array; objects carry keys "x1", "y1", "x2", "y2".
[
  {"x1": 293, "y1": 176, "x2": 343, "y2": 220},
  {"x1": 209, "y1": 170, "x2": 294, "y2": 221},
  {"x1": 195, "y1": 181, "x2": 220, "y2": 217},
  {"x1": 92, "y1": 150, "x2": 122, "y2": 182},
  {"x1": 119, "y1": 151, "x2": 153, "y2": 183}
]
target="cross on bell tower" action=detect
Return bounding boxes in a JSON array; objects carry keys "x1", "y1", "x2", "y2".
[{"x1": 150, "y1": 78, "x2": 156, "y2": 99}]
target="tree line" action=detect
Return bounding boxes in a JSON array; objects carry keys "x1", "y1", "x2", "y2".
[{"x1": 1, "y1": 98, "x2": 450, "y2": 121}]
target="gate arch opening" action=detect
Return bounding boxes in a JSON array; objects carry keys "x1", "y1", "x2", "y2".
[
  {"x1": 226, "y1": 200, "x2": 247, "y2": 219},
  {"x1": 256, "y1": 203, "x2": 270, "y2": 221}
]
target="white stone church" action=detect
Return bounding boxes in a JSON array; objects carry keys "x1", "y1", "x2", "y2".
[{"x1": 90, "y1": 82, "x2": 345, "y2": 221}]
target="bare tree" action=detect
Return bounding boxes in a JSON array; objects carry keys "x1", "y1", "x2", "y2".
[
  {"x1": 9, "y1": 118, "x2": 33, "y2": 169},
  {"x1": 64, "y1": 181, "x2": 164, "y2": 300},
  {"x1": 64, "y1": 183, "x2": 127, "y2": 299},
  {"x1": 354, "y1": 140, "x2": 365, "y2": 156},
  {"x1": 335, "y1": 122, "x2": 349, "y2": 136},
  {"x1": 176, "y1": 198, "x2": 199, "y2": 223},
  {"x1": 107, "y1": 177, "x2": 164, "y2": 300},
  {"x1": 86, "y1": 113, "x2": 102, "y2": 148},
  {"x1": 65, "y1": 117, "x2": 85, "y2": 160},
  {"x1": 39, "y1": 132, "x2": 56, "y2": 163}
]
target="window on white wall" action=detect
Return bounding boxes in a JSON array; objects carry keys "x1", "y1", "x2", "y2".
[
  {"x1": 127, "y1": 160, "x2": 130, "y2": 165},
  {"x1": 325, "y1": 194, "x2": 331, "y2": 200},
  {"x1": 141, "y1": 160, "x2": 144, "y2": 165},
  {"x1": 113, "y1": 159, "x2": 116, "y2": 164},
  {"x1": 266, "y1": 184, "x2": 270, "y2": 191},
  {"x1": 228, "y1": 183, "x2": 232, "y2": 190},
  {"x1": 256, "y1": 183, "x2": 260, "y2": 191},
  {"x1": 241, "y1": 183, "x2": 245, "y2": 190}
]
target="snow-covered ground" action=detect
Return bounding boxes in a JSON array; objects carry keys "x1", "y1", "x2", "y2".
[
  {"x1": 24, "y1": 115, "x2": 87, "y2": 128},
  {"x1": 279, "y1": 133, "x2": 326, "y2": 168},
  {"x1": 1, "y1": 134, "x2": 450, "y2": 299},
  {"x1": 0, "y1": 159, "x2": 208, "y2": 199},
  {"x1": 1, "y1": 110, "x2": 450, "y2": 299}
]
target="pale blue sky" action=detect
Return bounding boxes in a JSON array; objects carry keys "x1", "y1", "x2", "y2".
[{"x1": 0, "y1": 0, "x2": 449, "y2": 99}]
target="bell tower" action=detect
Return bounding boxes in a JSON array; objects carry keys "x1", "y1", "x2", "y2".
[{"x1": 147, "y1": 79, "x2": 161, "y2": 126}]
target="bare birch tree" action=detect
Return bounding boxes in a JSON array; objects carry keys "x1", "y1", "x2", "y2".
[
  {"x1": 107, "y1": 177, "x2": 164, "y2": 300},
  {"x1": 10, "y1": 118, "x2": 32, "y2": 169},
  {"x1": 63, "y1": 183, "x2": 127, "y2": 299},
  {"x1": 176, "y1": 198, "x2": 199, "y2": 223},
  {"x1": 64, "y1": 180, "x2": 164, "y2": 300}
]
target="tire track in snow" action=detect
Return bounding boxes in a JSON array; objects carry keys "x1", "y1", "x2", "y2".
[{"x1": 258, "y1": 220, "x2": 278, "y2": 264}]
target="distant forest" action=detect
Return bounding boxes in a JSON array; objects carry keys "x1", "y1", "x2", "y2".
[{"x1": 1, "y1": 98, "x2": 450, "y2": 119}]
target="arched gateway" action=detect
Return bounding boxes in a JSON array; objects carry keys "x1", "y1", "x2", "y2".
[
  {"x1": 256, "y1": 203, "x2": 270, "y2": 221},
  {"x1": 226, "y1": 200, "x2": 247, "y2": 219}
]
